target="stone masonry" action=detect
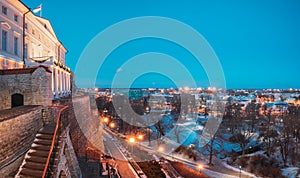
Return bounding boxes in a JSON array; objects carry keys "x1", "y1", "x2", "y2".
[
  {"x1": 0, "y1": 106, "x2": 44, "y2": 177},
  {"x1": 0, "y1": 66, "x2": 52, "y2": 110}
]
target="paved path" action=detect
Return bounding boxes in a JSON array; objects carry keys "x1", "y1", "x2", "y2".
[{"x1": 103, "y1": 131, "x2": 138, "y2": 178}]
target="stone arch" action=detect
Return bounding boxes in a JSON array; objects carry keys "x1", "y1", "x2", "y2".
[{"x1": 11, "y1": 93, "x2": 24, "y2": 108}]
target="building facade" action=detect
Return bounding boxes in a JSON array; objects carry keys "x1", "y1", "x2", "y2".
[{"x1": 0, "y1": 0, "x2": 71, "y2": 100}]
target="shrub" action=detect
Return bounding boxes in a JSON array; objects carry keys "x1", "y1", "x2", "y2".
[{"x1": 237, "y1": 156, "x2": 249, "y2": 168}]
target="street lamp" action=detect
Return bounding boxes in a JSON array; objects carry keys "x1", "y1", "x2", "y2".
[
  {"x1": 128, "y1": 136, "x2": 136, "y2": 153},
  {"x1": 137, "y1": 134, "x2": 144, "y2": 145},
  {"x1": 109, "y1": 122, "x2": 116, "y2": 129},
  {"x1": 158, "y1": 146, "x2": 164, "y2": 153},
  {"x1": 197, "y1": 164, "x2": 204, "y2": 173},
  {"x1": 239, "y1": 165, "x2": 242, "y2": 178},
  {"x1": 171, "y1": 148, "x2": 175, "y2": 161},
  {"x1": 137, "y1": 134, "x2": 144, "y2": 141},
  {"x1": 103, "y1": 117, "x2": 109, "y2": 124},
  {"x1": 145, "y1": 106, "x2": 151, "y2": 146}
]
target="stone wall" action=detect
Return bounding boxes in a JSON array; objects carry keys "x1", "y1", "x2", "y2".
[
  {"x1": 0, "y1": 66, "x2": 52, "y2": 110},
  {"x1": 58, "y1": 95, "x2": 104, "y2": 158},
  {"x1": 0, "y1": 106, "x2": 43, "y2": 174}
]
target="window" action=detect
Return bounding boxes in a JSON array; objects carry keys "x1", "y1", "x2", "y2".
[
  {"x1": 14, "y1": 14, "x2": 18, "y2": 22},
  {"x1": 24, "y1": 23, "x2": 28, "y2": 29},
  {"x1": 2, "y1": 6, "x2": 7, "y2": 15},
  {"x1": 14, "y1": 37, "x2": 18, "y2": 55},
  {"x1": 24, "y1": 44, "x2": 28, "y2": 59},
  {"x1": 2, "y1": 30, "x2": 7, "y2": 51}
]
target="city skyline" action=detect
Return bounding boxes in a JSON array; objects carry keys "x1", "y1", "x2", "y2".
[{"x1": 23, "y1": 0, "x2": 300, "y2": 89}]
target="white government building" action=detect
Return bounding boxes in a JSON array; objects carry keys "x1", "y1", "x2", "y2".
[{"x1": 0, "y1": 0, "x2": 71, "y2": 99}]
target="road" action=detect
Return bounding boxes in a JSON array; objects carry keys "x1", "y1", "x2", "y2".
[
  {"x1": 104, "y1": 128, "x2": 256, "y2": 178},
  {"x1": 103, "y1": 131, "x2": 138, "y2": 178}
]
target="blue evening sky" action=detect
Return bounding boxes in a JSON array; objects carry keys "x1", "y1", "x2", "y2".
[{"x1": 23, "y1": 0, "x2": 300, "y2": 89}]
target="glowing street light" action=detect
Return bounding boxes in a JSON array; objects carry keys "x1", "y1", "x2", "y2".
[
  {"x1": 197, "y1": 164, "x2": 204, "y2": 173},
  {"x1": 109, "y1": 122, "x2": 116, "y2": 129},
  {"x1": 129, "y1": 137, "x2": 136, "y2": 144},
  {"x1": 128, "y1": 137, "x2": 136, "y2": 153},
  {"x1": 158, "y1": 146, "x2": 164, "y2": 152},
  {"x1": 103, "y1": 117, "x2": 109, "y2": 123},
  {"x1": 137, "y1": 134, "x2": 144, "y2": 141}
]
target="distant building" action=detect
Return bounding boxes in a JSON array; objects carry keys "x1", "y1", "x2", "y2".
[
  {"x1": 129, "y1": 89, "x2": 143, "y2": 101},
  {"x1": 0, "y1": 0, "x2": 71, "y2": 106}
]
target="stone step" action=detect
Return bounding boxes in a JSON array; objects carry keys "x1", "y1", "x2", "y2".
[
  {"x1": 38, "y1": 124, "x2": 55, "y2": 135},
  {"x1": 18, "y1": 168, "x2": 44, "y2": 178},
  {"x1": 33, "y1": 139, "x2": 52, "y2": 146},
  {"x1": 30, "y1": 144, "x2": 51, "y2": 151},
  {"x1": 25, "y1": 155, "x2": 47, "y2": 164},
  {"x1": 18, "y1": 174, "x2": 34, "y2": 178},
  {"x1": 22, "y1": 161, "x2": 45, "y2": 171},
  {"x1": 16, "y1": 124, "x2": 61, "y2": 178},
  {"x1": 28, "y1": 150, "x2": 50, "y2": 158},
  {"x1": 36, "y1": 133, "x2": 54, "y2": 140}
]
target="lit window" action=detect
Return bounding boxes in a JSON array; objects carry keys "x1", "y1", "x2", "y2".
[
  {"x1": 2, "y1": 6, "x2": 7, "y2": 15},
  {"x1": 14, "y1": 14, "x2": 18, "y2": 22},
  {"x1": 14, "y1": 37, "x2": 18, "y2": 55},
  {"x1": 2, "y1": 30, "x2": 7, "y2": 51}
]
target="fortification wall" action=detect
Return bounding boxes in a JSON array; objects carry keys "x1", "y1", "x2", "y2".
[
  {"x1": 0, "y1": 106, "x2": 43, "y2": 176},
  {"x1": 58, "y1": 95, "x2": 104, "y2": 158}
]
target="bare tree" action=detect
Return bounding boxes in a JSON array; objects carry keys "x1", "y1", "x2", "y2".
[
  {"x1": 245, "y1": 101, "x2": 258, "y2": 132},
  {"x1": 259, "y1": 129, "x2": 279, "y2": 156},
  {"x1": 230, "y1": 124, "x2": 254, "y2": 156}
]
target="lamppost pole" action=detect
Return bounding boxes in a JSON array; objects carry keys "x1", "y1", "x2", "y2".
[{"x1": 145, "y1": 106, "x2": 151, "y2": 146}]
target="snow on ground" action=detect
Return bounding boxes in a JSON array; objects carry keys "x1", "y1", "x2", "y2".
[
  {"x1": 282, "y1": 167, "x2": 300, "y2": 178},
  {"x1": 221, "y1": 161, "x2": 257, "y2": 178},
  {"x1": 171, "y1": 152, "x2": 243, "y2": 178},
  {"x1": 203, "y1": 168, "x2": 238, "y2": 178},
  {"x1": 154, "y1": 114, "x2": 298, "y2": 178}
]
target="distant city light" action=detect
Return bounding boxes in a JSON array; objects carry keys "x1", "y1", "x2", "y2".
[{"x1": 184, "y1": 86, "x2": 190, "y2": 91}]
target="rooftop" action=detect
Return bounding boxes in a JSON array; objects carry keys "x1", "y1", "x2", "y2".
[{"x1": 0, "y1": 66, "x2": 51, "y2": 75}]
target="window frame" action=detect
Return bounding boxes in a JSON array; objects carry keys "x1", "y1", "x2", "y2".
[
  {"x1": 14, "y1": 14, "x2": 18, "y2": 22},
  {"x1": 2, "y1": 30, "x2": 8, "y2": 51},
  {"x1": 2, "y1": 6, "x2": 7, "y2": 15},
  {"x1": 14, "y1": 36, "x2": 19, "y2": 56}
]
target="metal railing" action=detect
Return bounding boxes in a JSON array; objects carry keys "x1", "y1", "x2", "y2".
[{"x1": 42, "y1": 105, "x2": 68, "y2": 178}]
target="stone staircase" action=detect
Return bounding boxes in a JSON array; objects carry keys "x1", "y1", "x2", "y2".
[{"x1": 16, "y1": 124, "x2": 58, "y2": 178}]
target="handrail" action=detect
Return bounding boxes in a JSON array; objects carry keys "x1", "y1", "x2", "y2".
[{"x1": 42, "y1": 105, "x2": 68, "y2": 178}]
